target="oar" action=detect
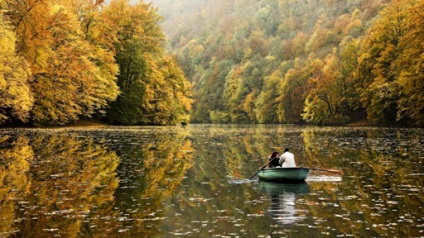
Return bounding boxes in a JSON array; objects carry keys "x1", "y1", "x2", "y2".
[
  {"x1": 249, "y1": 157, "x2": 277, "y2": 180},
  {"x1": 308, "y1": 167, "x2": 343, "y2": 175}
]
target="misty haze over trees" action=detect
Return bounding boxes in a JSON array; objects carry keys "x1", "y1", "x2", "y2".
[
  {"x1": 0, "y1": 0, "x2": 423, "y2": 127},
  {"x1": 150, "y1": 0, "x2": 423, "y2": 126}
]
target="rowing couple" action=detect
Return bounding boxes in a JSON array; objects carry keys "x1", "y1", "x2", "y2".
[{"x1": 268, "y1": 148, "x2": 296, "y2": 168}]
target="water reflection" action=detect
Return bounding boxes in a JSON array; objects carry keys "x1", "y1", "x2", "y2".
[
  {"x1": 0, "y1": 134, "x2": 120, "y2": 237},
  {"x1": 0, "y1": 125, "x2": 422, "y2": 237},
  {"x1": 0, "y1": 136, "x2": 33, "y2": 237},
  {"x1": 0, "y1": 128, "x2": 193, "y2": 237},
  {"x1": 258, "y1": 182, "x2": 309, "y2": 227}
]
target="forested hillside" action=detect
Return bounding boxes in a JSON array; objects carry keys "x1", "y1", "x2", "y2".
[
  {"x1": 0, "y1": 0, "x2": 192, "y2": 126},
  {"x1": 151, "y1": 0, "x2": 423, "y2": 126}
]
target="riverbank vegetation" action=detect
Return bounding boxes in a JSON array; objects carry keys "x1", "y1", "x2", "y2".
[
  {"x1": 1, "y1": 0, "x2": 422, "y2": 127},
  {"x1": 0, "y1": 0, "x2": 192, "y2": 126},
  {"x1": 153, "y1": 0, "x2": 423, "y2": 126}
]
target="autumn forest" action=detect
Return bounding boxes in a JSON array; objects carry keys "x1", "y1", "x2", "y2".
[
  {"x1": 0, "y1": 0, "x2": 192, "y2": 126},
  {"x1": 0, "y1": 0, "x2": 423, "y2": 127}
]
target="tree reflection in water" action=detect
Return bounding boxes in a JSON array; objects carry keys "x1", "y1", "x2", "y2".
[
  {"x1": 0, "y1": 133, "x2": 121, "y2": 237},
  {"x1": 0, "y1": 125, "x2": 422, "y2": 237},
  {"x1": 0, "y1": 128, "x2": 193, "y2": 237},
  {"x1": 258, "y1": 182, "x2": 309, "y2": 227}
]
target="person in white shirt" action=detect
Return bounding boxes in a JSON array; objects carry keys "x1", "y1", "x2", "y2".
[{"x1": 279, "y1": 148, "x2": 296, "y2": 167}]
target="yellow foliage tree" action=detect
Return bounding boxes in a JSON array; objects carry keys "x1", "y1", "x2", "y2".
[
  {"x1": 0, "y1": 9, "x2": 33, "y2": 124},
  {"x1": 6, "y1": 0, "x2": 119, "y2": 125},
  {"x1": 303, "y1": 38, "x2": 362, "y2": 125},
  {"x1": 357, "y1": 0, "x2": 423, "y2": 126},
  {"x1": 394, "y1": 0, "x2": 424, "y2": 126}
]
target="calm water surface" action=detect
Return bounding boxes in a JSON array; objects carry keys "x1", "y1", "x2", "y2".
[{"x1": 0, "y1": 124, "x2": 423, "y2": 237}]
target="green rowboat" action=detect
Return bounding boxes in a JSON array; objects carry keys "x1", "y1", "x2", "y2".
[
  {"x1": 258, "y1": 181, "x2": 310, "y2": 195},
  {"x1": 257, "y1": 167, "x2": 310, "y2": 182}
]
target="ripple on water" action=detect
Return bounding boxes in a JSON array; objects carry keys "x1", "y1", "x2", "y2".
[
  {"x1": 306, "y1": 175, "x2": 343, "y2": 182},
  {"x1": 227, "y1": 179, "x2": 256, "y2": 184}
]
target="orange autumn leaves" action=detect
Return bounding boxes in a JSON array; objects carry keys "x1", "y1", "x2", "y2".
[{"x1": 0, "y1": 0, "x2": 192, "y2": 126}]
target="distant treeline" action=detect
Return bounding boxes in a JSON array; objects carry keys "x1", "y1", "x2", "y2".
[
  {"x1": 153, "y1": 0, "x2": 423, "y2": 126},
  {"x1": 0, "y1": 0, "x2": 192, "y2": 126}
]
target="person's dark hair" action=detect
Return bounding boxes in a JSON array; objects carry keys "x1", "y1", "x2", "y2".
[
  {"x1": 271, "y1": 151, "x2": 279, "y2": 158},
  {"x1": 284, "y1": 148, "x2": 289, "y2": 152}
]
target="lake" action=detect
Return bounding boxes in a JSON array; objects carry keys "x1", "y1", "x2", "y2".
[{"x1": 0, "y1": 124, "x2": 423, "y2": 237}]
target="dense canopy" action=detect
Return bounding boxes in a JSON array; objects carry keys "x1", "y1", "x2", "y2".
[
  {"x1": 152, "y1": 0, "x2": 423, "y2": 126},
  {"x1": 0, "y1": 0, "x2": 422, "y2": 127},
  {"x1": 0, "y1": 0, "x2": 192, "y2": 126}
]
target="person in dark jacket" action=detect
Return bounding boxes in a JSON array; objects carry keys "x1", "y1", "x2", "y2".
[{"x1": 268, "y1": 151, "x2": 280, "y2": 168}]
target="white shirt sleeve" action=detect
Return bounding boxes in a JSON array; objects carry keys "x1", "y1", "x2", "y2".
[{"x1": 280, "y1": 152, "x2": 296, "y2": 167}]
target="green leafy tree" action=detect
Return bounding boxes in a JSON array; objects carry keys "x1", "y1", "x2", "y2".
[
  {"x1": 223, "y1": 67, "x2": 249, "y2": 123},
  {"x1": 104, "y1": 0, "x2": 192, "y2": 125},
  {"x1": 191, "y1": 58, "x2": 232, "y2": 123},
  {"x1": 276, "y1": 57, "x2": 315, "y2": 123}
]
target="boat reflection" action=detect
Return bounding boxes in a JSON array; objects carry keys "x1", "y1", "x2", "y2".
[{"x1": 258, "y1": 181, "x2": 309, "y2": 227}]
